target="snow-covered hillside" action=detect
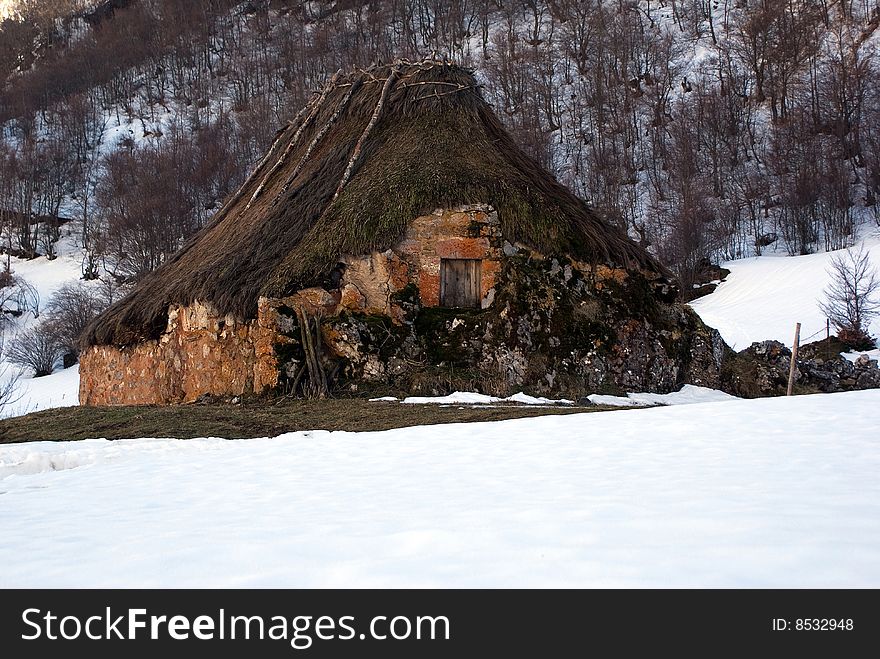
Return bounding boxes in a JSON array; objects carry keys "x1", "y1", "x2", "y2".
[
  {"x1": 2, "y1": 1, "x2": 878, "y2": 592},
  {"x1": 1, "y1": 364, "x2": 79, "y2": 417},
  {"x1": 691, "y1": 230, "x2": 880, "y2": 350},
  {"x1": 1, "y1": 390, "x2": 878, "y2": 587}
]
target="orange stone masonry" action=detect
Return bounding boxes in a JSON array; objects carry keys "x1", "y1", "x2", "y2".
[
  {"x1": 79, "y1": 205, "x2": 505, "y2": 405},
  {"x1": 79, "y1": 299, "x2": 283, "y2": 405},
  {"x1": 397, "y1": 205, "x2": 502, "y2": 308}
]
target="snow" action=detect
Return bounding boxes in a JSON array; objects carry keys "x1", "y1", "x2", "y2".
[
  {"x1": 0, "y1": 233, "x2": 90, "y2": 416},
  {"x1": 0, "y1": 364, "x2": 80, "y2": 419},
  {"x1": 1, "y1": 389, "x2": 878, "y2": 587},
  {"x1": 505, "y1": 392, "x2": 573, "y2": 405},
  {"x1": 587, "y1": 384, "x2": 738, "y2": 408},
  {"x1": 842, "y1": 349, "x2": 880, "y2": 363},
  {"x1": 402, "y1": 391, "x2": 500, "y2": 405},
  {"x1": 690, "y1": 233, "x2": 880, "y2": 350},
  {"x1": 3, "y1": 233, "x2": 86, "y2": 309},
  {"x1": 399, "y1": 391, "x2": 574, "y2": 405},
  {"x1": 0, "y1": 0, "x2": 876, "y2": 590},
  {"x1": 368, "y1": 391, "x2": 577, "y2": 406}
]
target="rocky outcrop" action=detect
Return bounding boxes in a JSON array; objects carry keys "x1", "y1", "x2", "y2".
[{"x1": 721, "y1": 339, "x2": 880, "y2": 397}]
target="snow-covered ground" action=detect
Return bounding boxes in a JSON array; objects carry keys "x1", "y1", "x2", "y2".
[
  {"x1": 586, "y1": 384, "x2": 738, "y2": 407},
  {"x1": 380, "y1": 391, "x2": 574, "y2": 405},
  {"x1": 690, "y1": 231, "x2": 880, "y2": 350},
  {"x1": 2, "y1": 238, "x2": 84, "y2": 303},
  {"x1": 1, "y1": 390, "x2": 877, "y2": 587},
  {"x1": 1, "y1": 364, "x2": 80, "y2": 418}
]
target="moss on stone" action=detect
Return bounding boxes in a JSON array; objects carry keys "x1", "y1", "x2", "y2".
[
  {"x1": 595, "y1": 272, "x2": 660, "y2": 322},
  {"x1": 274, "y1": 241, "x2": 725, "y2": 398},
  {"x1": 414, "y1": 307, "x2": 485, "y2": 365},
  {"x1": 390, "y1": 282, "x2": 420, "y2": 305}
]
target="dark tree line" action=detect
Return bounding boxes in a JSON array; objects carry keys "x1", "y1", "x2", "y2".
[{"x1": 0, "y1": 0, "x2": 878, "y2": 290}]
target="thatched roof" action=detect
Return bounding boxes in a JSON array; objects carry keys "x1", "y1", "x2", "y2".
[{"x1": 84, "y1": 58, "x2": 665, "y2": 347}]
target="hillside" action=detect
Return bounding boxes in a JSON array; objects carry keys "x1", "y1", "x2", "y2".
[
  {"x1": 3, "y1": 0, "x2": 880, "y2": 601},
  {"x1": 692, "y1": 226, "x2": 880, "y2": 350},
  {"x1": 1, "y1": 1, "x2": 879, "y2": 282}
]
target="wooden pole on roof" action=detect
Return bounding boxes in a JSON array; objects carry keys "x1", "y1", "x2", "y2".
[
  {"x1": 277, "y1": 80, "x2": 358, "y2": 199},
  {"x1": 332, "y1": 63, "x2": 402, "y2": 202},
  {"x1": 786, "y1": 322, "x2": 801, "y2": 397}
]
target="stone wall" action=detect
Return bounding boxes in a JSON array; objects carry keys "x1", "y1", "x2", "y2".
[
  {"x1": 298, "y1": 249, "x2": 726, "y2": 398},
  {"x1": 261, "y1": 204, "x2": 503, "y2": 321},
  {"x1": 396, "y1": 205, "x2": 502, "y2": 308},
  {"x1": 79, "y1": 300, "x2": 281, "y2": 405},
  {"x1": 82, "y1": 202, "x2": 728, "y2": 404},
  {"x1": 721, "y1": 339, "x2": 880, "y2": 397}
]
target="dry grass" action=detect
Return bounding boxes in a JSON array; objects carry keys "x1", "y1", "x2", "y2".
[{"x1": 0, "y1": 398, "x2": 623, "y2": 443}]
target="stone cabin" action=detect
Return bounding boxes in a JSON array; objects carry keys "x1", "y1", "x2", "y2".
[{"x1": 80, "y1": 60, "x2": 725, "y2": 405}]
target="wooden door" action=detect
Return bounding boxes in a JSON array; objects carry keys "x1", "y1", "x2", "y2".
[{"x1": 440, "y1": 259, "x2": 482, "y2": 308}]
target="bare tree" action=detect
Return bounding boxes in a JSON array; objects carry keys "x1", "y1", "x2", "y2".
[
  {"x1": 0, "y1": 273, "x2": 40, "y2": 319},
  {"x1": 43, "y1": 282, "x2": 107, "y2": 364},
  {"x1": 1, "y1": 0, "x2": 879, "y2": 284},
  {"x1": 818, "y1": 244, "x2": 880, "y2": 349}
]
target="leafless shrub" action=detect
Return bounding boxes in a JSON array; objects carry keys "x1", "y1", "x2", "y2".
[
  {"x1": 0, "y1": 273, "x2": 40, "y2": 319},
  {"x1": 5, "y1": 323, "x2": 63, "y2": 377}
]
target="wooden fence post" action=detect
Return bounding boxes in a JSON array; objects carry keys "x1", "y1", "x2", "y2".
[
  {"x1": 787, "y1": 322, "x2": 801, "y2": 397},
  {"x1": 826, "y1": 318, "x2": 830, "y2": 361}
]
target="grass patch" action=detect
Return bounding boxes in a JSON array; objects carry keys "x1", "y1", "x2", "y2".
[{"x1": 0, "y1": 398, "x2": 618, "y2": 443}]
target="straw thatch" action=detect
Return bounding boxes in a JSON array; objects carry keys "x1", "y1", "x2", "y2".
[{"x1": 84, "y1": 58, "x2": 664, "y2": 347}]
